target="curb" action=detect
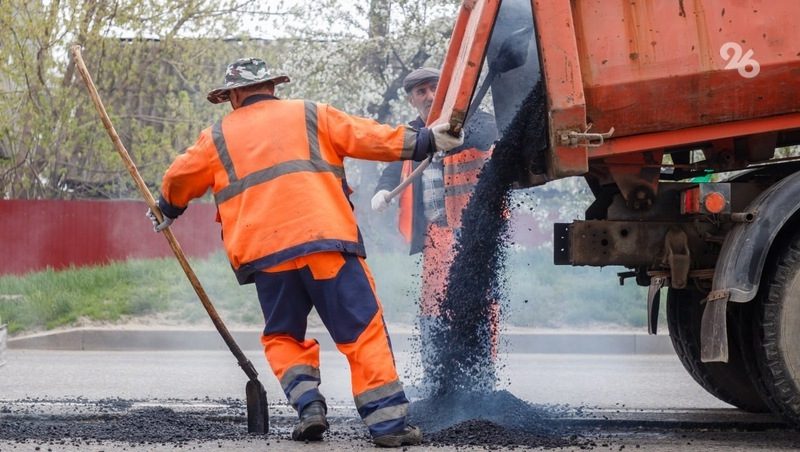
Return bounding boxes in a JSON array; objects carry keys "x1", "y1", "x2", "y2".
[
  {"x1": 7, "y1": 328, "x2": 676, "y2": 355},
  {"x1": 0, "y1": 324, "x2": 6, "y2": 367}
]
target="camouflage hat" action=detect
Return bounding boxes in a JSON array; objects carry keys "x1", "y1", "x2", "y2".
[{"x1": 207, "y1": 57, "x2": 290, "y2": 104}]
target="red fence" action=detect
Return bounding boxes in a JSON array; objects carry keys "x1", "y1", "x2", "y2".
[{"x1": 0, "y1": 200, "x2": 222, "y2": 276}]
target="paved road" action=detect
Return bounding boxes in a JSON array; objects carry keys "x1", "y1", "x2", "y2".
[
  {"x1": 1, "y1": 349, "x2": 798, "y2": 451},
  {"x1": 1, "y1": 349, "x2": 726, "y2": 407}
]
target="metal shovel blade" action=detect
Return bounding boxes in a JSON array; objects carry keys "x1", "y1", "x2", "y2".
[{"x1": 246, "y1": 379, "x2": 269, "y2": 434}]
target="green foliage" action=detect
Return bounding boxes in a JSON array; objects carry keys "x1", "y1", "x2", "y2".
[
  {"x1": 280, "y1": 0, "x2": 458, "y2": 121},
  {"x1": 0, "y1": 0, "x2": 459, "y2": 200},
  {"x1": 0, "y1": 252, "x2": 256, "y2": 334},
  {"x1": 0, "y1": 1, "x2": 290, "y2": 199}
]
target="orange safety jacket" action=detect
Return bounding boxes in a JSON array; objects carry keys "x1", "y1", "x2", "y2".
[
  {"x1": 159, "y1": 95, "x2": 429, "y2": 284},
  {"x1": 396, "y1": 111, "x2": 497, "y2": 245},
  {"x1": 442, "y1": 148, "x2": 493, "y2": 227},
  {"x1": 397, "y1": 161, "x2": 415, "y2": 244},
  {"x1": 397, "y1": 148, "x2": 490, "y2": 242}
]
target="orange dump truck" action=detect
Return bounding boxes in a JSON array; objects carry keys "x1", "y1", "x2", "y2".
[{"x1": 434, "y1": 0, "x2": 800, "y2": 425}]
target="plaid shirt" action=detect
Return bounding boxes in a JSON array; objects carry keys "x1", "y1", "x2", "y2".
[{"x1": 421, "y1": 154, "x2": 447, "y2": 226}]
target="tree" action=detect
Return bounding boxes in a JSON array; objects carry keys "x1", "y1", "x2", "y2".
[
  {"x1": 0, "y1": 0, "x2": 459, "y2": 208},
  {"x1": 0, "y1": 0, "x2": 291, "y2": 199}
]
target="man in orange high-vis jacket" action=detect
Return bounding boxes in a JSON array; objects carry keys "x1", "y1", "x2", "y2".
[
  {"x1": 371, "y1": 68, "x2": 498, "y2": 384},
  {"x1": 146, "y1": 58, "x2": 463, "y2": 448}
]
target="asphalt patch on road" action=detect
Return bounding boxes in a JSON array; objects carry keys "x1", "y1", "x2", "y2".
[
  {"x1": 0, "y1": 397, "x2": 369, "y2": 448},
  {"x1": 426, "y1": 419, "x2": 581, "y2": 449},
  {"x1": 0, "y1": 398, "x2": 245, "y2": 446},
  {"x1": 4, "y1": 397, "x2": 798, "y2": 449},
  {"x1": 1, "y1": 395, "x2": 592, "y2": 449},
  {"x1": 1, "y1": 407, "x2": 243, "y2": 444}
]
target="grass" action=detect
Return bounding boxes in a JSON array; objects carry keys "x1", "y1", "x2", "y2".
[
  {"x1": 0, "y1": 253, "x2": 250, "y2": 334},
  {"x1": 0, "y1": 248, "x2": 652, "y2": 335}
]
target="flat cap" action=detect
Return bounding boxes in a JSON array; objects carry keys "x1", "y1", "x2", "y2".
[{"x1": 403, "y1": 67, "x2": 441, "y2": 93}]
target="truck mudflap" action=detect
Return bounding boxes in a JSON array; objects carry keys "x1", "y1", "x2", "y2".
[{"x1": 701, "y1": 170, "x2": 800, "y2": 363}]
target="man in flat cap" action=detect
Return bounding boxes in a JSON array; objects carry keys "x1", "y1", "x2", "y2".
[
  {"x1": 371, "y1": 67, "x2": 499, "y2": 389},
  {"x1": 148, "y1": 57, "x2": 466, "y2": 447}
]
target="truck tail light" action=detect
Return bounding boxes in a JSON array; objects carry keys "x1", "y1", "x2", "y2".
[
  {"x1": 681, "y1": 184, "x2": 730, "y2": 215},
  {"x1": 682, "y1": 187, "x2": 701, "y2": 214},
  {"x1": 704, "y1": 191, "x2": 727, "y2": 214}
]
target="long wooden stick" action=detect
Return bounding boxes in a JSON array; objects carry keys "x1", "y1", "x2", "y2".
[
  {"x1": 385, "y1": 154, "x2": 432, "y2": 202},
  {"x1": 70, "y1": 45, "x2": 259, "y2": 381}
]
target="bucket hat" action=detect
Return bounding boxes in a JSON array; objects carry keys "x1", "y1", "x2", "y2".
[{"x1": 207, "y1": 57, "x2": 289, "y2": 104}]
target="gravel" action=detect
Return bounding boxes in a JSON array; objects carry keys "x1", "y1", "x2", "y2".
[
  {"x1": 408, "y1": 83, "x2": 590, "y2": 448},
  {"x1": 421, "y1": 82, "x2": 548, "y2": 396}
]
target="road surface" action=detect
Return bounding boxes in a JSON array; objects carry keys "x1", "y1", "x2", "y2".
[{"x1": 1, "y1": 349, "x2": 798, "y2": 451}]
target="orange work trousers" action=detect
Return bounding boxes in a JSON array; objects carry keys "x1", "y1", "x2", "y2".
[{"x1": 254, "y1": 251, "x2": 409, "y2": 437}]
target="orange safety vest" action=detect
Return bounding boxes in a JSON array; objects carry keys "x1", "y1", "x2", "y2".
[
  {"x1": 398, "y1": 161, "x2": 415, "y2": 244},
  {"x1": 397, "y1": 147, "x2": 491, "y2": 240},
  {"x1": 443, "y1": 148, "x2": 492, "y2": 226},
  {"x1": 161, "y1": 98, "x2": 418, "y2": 284}
]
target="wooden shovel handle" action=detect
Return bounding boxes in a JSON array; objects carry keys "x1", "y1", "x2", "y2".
[{"x1": 70, "y1": 45, "x2": 258, "y2": 381}]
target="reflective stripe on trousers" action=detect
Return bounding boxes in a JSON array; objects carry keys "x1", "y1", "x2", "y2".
[
  {"x1": 255, "y1": 252, "x2": 410, "y2": 436},
  {"x1": 279, "y1": 363, "x2": 324, "y2": 412},
  {"x1": 354, "y1": 380, "x2": 409, "y2": 437}
]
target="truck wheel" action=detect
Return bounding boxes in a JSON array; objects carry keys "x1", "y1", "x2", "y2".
[
  {"x1": 751, "y1": 231, "x2": 800, "y2": 425},
  {"x1": 667, "y1": 288, "x2": 769, "y2": 412}
]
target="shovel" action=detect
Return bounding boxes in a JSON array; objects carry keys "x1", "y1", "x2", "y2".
[
  {"x1": 70, "y1": 45, "x2": 269, "y2": 434},
  {"x1": 465, "y1": 25, "x2": 532, "y2": 123}
]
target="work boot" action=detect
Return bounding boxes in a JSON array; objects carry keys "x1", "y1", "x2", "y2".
[
  {"x1": 291, "y1": 401, "x2": 328, "y2": 441},
  {"x1": 372, "y1": 425, "x2": 422, "y2": 447}
]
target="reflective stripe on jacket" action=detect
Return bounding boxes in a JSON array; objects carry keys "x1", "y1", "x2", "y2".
[
  {"x1": 160, "y1": 97, "x2": 426, "y2": 284},
  {"x1": 442, "y1": 148, "x2": 492, "y2": 226}
]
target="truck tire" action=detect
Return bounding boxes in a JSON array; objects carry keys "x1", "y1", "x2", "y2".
[
  {"x1": 667, "y1": 288, "x2": 769, "y2": 412},
  {"x1": 751, "y1": 230, "x2": 800, "y2": 425}
]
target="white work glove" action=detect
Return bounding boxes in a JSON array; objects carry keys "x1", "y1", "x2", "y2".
[
  {"x1": 371, "y1": 190, "x2": 392, "y2": 212},
  {"x1": 430, "y1": 122, "x2": 464, "y2": 153},
  {"x1": 146, "y1": 208, "x2": 173, "y2": 232}
]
